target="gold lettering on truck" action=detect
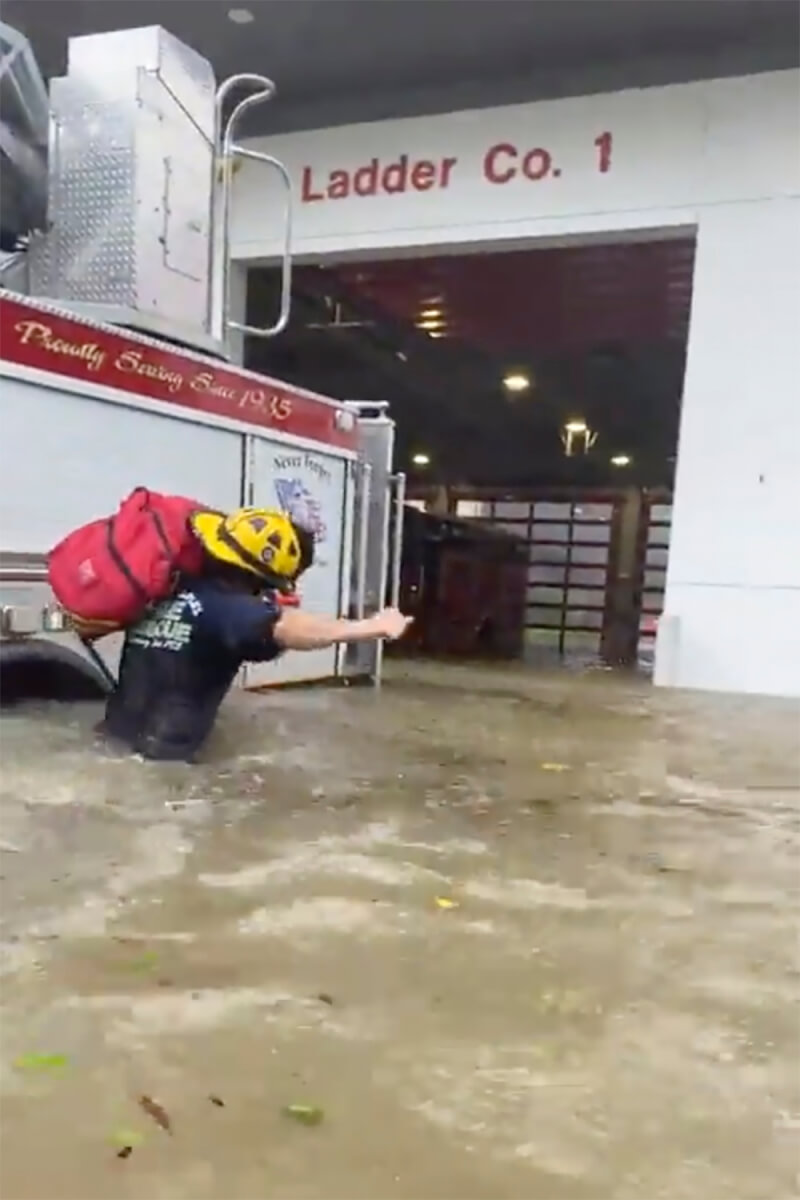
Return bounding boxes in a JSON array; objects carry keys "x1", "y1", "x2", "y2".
[
  {"x1": 12, "y1": 318, "x2": 297, "y2": 423},
  {"x1": 115, "y1": 349, "x2": 184, "y2": 393},
  {"x1": 190, "y1": 371, "x2": 238, "y2": 402},
  {"x1": 14, "y1": 320, "x2": 106, "y2": 372},
  {"x1": 240, "y1": 388, "x2": 292, "y2": 421}
]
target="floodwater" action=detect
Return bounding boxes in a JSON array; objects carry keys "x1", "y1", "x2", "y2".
[{"x1": 1, "y1": 661, "x2": 799, "y2": 1200}]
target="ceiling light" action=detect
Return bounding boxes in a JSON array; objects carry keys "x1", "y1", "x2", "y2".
[
  {"x1": 227, "y1": 7, "x2": 255, "y2": 24},
  {"x1": 412, "y1": 452, "x2": 431, "y2": 467},
  {"x1": 416, "y1": 317, "x2": 444, "y2": 331},
  {"x1": 419, "y1": 307, "x2": 443, "y2": 319},
  {"x1": 503, "y1": 372, "x2": 529, "y2": 393},
  {"x1": 562, "y1": 419, "x2": 597, "y2": 457},
  {"x1": 611, "y1": 454, "x2": 632, "y2": 467}
]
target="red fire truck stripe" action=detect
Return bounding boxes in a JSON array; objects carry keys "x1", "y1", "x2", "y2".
[{"x1": 0, "y1": 295, "x2": 357, "y2": 450}]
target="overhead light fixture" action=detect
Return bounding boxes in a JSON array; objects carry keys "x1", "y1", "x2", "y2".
[
  {"x1": 419, "y1": 307, "x2": 443, "y2": 319},
  {"x1": 227, "y1": 7, "x2": 255, "y2": 23},
  {"x1": 562, "y1": 419, "x2": 597, "y2": 457},
  {"x1": 412, "y1": 452, "x2": 431, "y2": 467},
  {"x1": 611, "y1": 454, "x2": 632, "y2": 467},
  {"x1": 503, "y1": 372, "x2": 529, "y2": 393},
  {"x1": 416, "y1": 317, "x2": 444, "y2": 331}
]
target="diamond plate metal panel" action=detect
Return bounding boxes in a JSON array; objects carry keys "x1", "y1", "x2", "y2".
[{"x1": 29, "y1": 27, "x2": 215, "y2": 343}]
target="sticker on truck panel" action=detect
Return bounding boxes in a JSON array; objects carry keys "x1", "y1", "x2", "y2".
[{"x1": 275, "y1": 478, "x2": 328, "y2": 543}]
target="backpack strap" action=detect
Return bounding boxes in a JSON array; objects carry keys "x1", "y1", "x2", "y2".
[
  {"x1": 79, "y1": 636, "x2": 118, "y2": 693},
  {"x1": 106, "y1": 513, "x2": 148, "y2": 604}
]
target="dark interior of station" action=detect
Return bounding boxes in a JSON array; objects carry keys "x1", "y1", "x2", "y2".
[
  {"x1": 245, "y1": 236, "x2": 696, "y2": 492},
  {"x1": 247, "y1": 238, "x2": 695, "y2": 669}
]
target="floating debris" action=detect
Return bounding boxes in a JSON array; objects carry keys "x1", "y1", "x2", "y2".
[
  {"x1": 283, "y1": 1104, "x2": 325, "y2": 1127},
  {"x1": 209, "y1": 1095, "x2": 225, "y2": 1108},
  {"x1": 123, "y1": 952, "x2": 159, "y2": 972},
  {"x1": 110, "y1": 1128, "x2": 143, "y2": 1152},
  {"x1": 434, "y1": 896, "x2": 460, "y2": 910},
  {"x1": 540, "y1": 762, "x2": 570, "y2": 772},
  {"x1": 316, "y1": 992, "x2": 335, "y2": 1006},
  {"x1": 139, "y1": 1094, "x2": 172, "y2": 1134},
  {"x1": 13, "y1": 1053, "x2": 68, "y2": 1073}
]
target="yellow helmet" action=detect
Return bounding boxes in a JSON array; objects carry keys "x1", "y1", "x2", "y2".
[{"x1": 192, "y1": 507, "x2": 302, "y2": 587}]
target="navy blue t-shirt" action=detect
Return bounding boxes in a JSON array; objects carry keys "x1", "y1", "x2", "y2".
[{"x1": 101, "y1": 578, "x2": 282, "y2": 761}]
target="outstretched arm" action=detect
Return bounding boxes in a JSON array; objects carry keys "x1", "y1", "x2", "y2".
[{"x1": 273, "y1": 607, "x2": 411, "y2": 652}]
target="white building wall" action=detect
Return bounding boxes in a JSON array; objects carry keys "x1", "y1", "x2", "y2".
[
  {"x1": 231, "y1": 71, "x2": 799, "y2": 259},
  {"x1": 231, "y1": 69, "x2": 800, "y2": 697},
  {"x1": 654, "y1": 197, "x2": 800, "y2": 695}
]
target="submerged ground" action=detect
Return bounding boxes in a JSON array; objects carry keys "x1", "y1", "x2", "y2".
[{"x1": 1, "y1": 661, "x2": 798, "y2": 1200}]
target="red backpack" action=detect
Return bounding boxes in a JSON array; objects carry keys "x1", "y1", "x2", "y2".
[{"x1": 48, "y1": 487, "x2": 206, "y2": 637}]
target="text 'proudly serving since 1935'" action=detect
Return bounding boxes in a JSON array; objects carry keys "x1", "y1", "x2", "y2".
[{"x1": 0, "y1": 295, "x2": 358, "y2": 450}]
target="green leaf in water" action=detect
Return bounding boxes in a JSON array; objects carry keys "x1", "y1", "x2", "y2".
[
  {"x1": 282, "y1": 1103, "x2": 325, "y2": 1127},
  {"x1": 14, "y1": 1053, "x2": 69, "y2": 1072},
  {"x1": 122, "y1": 951, "x2": 159, "y2": 972},
  {"x1": 110, "y1": 1128, "x2": 144, "y2": 1149}
]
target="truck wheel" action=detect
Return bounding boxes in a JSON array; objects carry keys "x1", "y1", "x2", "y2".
[{"x1": 0, "y1": 639, "x2": 111, "y2": 705}]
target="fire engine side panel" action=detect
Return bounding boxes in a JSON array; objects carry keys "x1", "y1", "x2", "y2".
[
  {"x1": 0, "y1": 375, "x2": 244, "y2": 552},
  {"x1": 0, "y1": 294, "x2": 369, "y2": 693},
  {"x1": 0, "y1": 373, "x2": 245, "y2": 685}
]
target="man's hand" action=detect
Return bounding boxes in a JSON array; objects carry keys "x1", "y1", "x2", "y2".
[
  {"x1": 274, "y1": 606, "x2": 413, "y2": 651},
  {"x1": 372, "y1": 607, "x2": 413, "y2": 641}
]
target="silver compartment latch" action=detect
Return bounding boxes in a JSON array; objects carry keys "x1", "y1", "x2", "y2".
[{"x1": 1, "y1": 605, "x2": 41, "y2": 636}]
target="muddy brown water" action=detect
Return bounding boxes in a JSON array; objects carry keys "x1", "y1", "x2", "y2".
[{"x1": 0, "y1": 661, "x2": 798, "y2": 1200}]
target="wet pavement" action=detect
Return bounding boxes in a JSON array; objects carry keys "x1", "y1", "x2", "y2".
[{"x1": 1, "y1": 660, "x2": 799, "y2": 1200}]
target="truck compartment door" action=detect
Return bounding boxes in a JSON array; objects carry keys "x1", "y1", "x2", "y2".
[{"x1": 0, "y1": 376, "x2": 244, "y2": 552}]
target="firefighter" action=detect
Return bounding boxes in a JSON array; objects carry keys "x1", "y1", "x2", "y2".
[{"x1": 98, "y1": 507, "x2": 411, "y2": 762}]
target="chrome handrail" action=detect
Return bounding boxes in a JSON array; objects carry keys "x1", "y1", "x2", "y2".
[
  {"x1": 212, "y1": 73, "x2": 292, "y2": 345},
  {"x1": 354, "y1": 461, "x2": 372, "y2": 618},
  {"x1": 389, "y1": 471, "x2": 406, "y2": 608}
]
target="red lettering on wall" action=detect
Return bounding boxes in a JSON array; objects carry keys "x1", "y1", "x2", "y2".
[
  {"x1": 521, "y1": 147, "x2": 552, "y2": 181},
  {"x1": 409, "y1": 159, "x2": 434, "y2": 190},
  {"x1": 485, "y1": 142, "x2": 556, "y2": 183},
  {"x1": 353, "y1": 159, "x2": 379, "y2": 196},
  {"x1": 595, "y1": 131, "x2": 613, "y2": 173},
  {"x1": 298, "y1": 154, "x2": 459, "y2": 202},
  {"x1": 384, "y1": 155, "x2": 409, "y2": 192},
  {"x1": 328, "y1": 170, "x2": 349, "y2": 199},
  {"x1": 299, "y1": 133, "x2": 613, "y2": 201},
  {"x1": 483, "y1": 142, "x2": 518, "y2": 184},
  {"x1": 301, "y1": 167, "x2": 324, "y2": 203},
  {"x1": 439, "y1": 157, "x2": 457, "y2": 188}
]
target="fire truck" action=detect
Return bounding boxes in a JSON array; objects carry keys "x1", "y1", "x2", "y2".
[{"x1": 0, "y1": 22, "x2": 404, "y2": 697}]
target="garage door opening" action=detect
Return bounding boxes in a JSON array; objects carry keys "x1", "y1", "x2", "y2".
[{"x1": 244, "y1": 232, "x2": 696, "y2": 672}]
